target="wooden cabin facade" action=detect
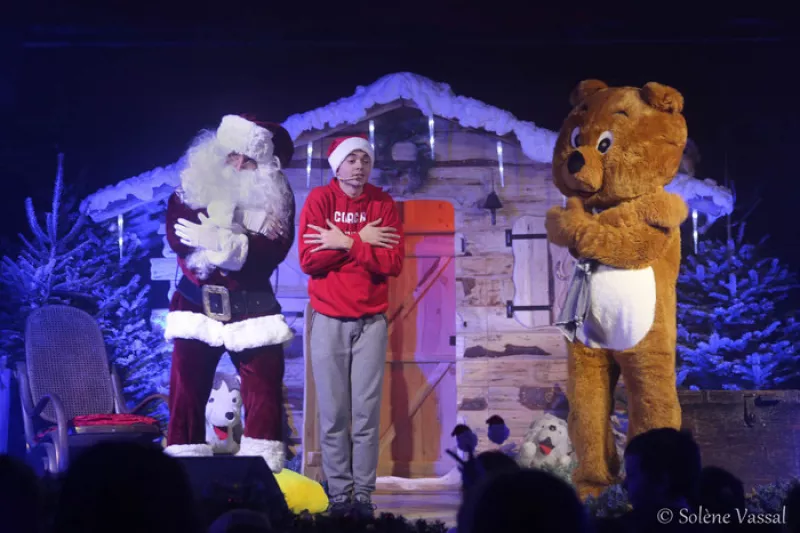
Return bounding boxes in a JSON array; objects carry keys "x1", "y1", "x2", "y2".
[
  {"x1": 81, "y1": 72, "x2": 734, "y2": 482},
  {"x1": 291, "y1": 107, "x2": 577, "y2": 480}
]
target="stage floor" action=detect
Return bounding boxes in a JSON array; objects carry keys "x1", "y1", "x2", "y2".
[{"x1": 372, "y1": 490, "x2": 460, "y2": 527}]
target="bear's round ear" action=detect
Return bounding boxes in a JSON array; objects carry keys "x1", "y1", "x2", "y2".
[
  {"x1": 641, "y1": 82, "x2": 684, "y2": 114},
  {"x1": 569, "y1": 79, "x2": 609, "y2": 107}
]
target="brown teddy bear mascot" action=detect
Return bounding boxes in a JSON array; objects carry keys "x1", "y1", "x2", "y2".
[{"x1": 545, "y1": 79, "x2": 689, "y2": 500}]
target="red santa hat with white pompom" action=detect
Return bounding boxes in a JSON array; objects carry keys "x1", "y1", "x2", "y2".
[
  {"x1": 327, "y1": 135, "x2": 374, "y2": 174},
  {"x1": 216, "y1": 114, "x2": 295, "y2": 169}
]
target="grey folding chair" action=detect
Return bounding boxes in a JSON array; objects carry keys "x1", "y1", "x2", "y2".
[{"x1": 17, "y1": 304, "x2": 168, "y2": 474}]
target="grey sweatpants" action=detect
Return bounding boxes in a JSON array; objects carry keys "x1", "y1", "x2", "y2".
[{"x1": 309, "y1": 310, "x2": 388, "y2": 497}]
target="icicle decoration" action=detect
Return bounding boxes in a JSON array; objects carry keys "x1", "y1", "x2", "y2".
[
  {"x1": 496, "y1": 141, "x2": 505, "y2": 188},
  {"x1": 306, "y1": 143, "x2": 313, "y2": 188},
  {"x1": 369, "y1": 120, "x2": 375, "y2": 152},
  {"x1": 428, "y1": 116, "x2": 435, "y2": 157},
  {"x1": 692, "y1": 209, "x2": 699, "y2": 254},
  {"x1": 117, "y1": 213, "x2": 124, "y2": 260}
]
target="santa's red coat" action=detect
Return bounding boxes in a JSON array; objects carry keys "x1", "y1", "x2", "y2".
[{"x1": 163, "y1": 191, "x2": 296, "y2": 352}]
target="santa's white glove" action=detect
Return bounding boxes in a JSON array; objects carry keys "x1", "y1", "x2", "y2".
[{"x1": 174, "y1": 213, "x2": 233, "y2": 252}]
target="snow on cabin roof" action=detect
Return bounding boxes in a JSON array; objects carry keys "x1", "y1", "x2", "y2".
[
  {"x1": 81, "y1": 71, "x2": 734, "y2": 222},
  {"x1": 665, "y1": 173, "x2": 734, "y2": 223},
  {"x1": 282, "y1": 72, "x2": 558, "y2": 162},
  {"x1": 81, "y1": 158, "x2": 185, "y2": 222}
]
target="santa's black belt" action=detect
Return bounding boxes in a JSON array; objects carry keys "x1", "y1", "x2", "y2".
[{"x1": 177, "y1": 276, "x2": 280, "y2": 322}]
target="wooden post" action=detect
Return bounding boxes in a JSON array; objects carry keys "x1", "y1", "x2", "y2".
[{"x1": 301, "y1": 301, "x2": 324, "y2": 482}]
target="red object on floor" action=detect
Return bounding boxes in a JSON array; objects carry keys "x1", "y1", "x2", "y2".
[
  {"x1": 35, "y1": 414, "x2": 160, "y2": 442},
  {"x1": 71, "y1": 414, "x2": 158, "y2": 427}
]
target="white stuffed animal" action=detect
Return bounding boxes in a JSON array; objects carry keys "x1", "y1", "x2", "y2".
[
  {"x1": 205, "y1": 372, "x2": 244, "y2": 454},
  {"x1": 517, "y1": 413, "x2": 574, "y2": 470}
]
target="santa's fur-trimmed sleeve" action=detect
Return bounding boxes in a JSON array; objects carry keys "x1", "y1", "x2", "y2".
[{"x1": 166, "y1": 191, "x2": 205, "y2": 258}]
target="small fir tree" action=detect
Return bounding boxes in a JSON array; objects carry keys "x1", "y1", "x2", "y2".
[
  {"x1": 676, "y1": 223, "x2": 800, "y2": 390},
  {"x1": 90, "y1": 217, "x2": 171, "y2": 420},
  {"x1": 0, "y1": 154, "x2": 170, "y2": 420},
  {"x1": 583, "y1": 484, "x2": 631, "y2": 518},
  {"x1": 0, "y1": 154, "x2": 96, "y2": 363}
]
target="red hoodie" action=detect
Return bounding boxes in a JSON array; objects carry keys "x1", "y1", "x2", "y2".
[{"x1": 298, "y1": 178, "x2": 404, "y2": 319}]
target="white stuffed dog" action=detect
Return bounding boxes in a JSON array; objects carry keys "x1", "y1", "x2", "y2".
[
  {"x1": 517, "y1": 413, "x2": 574, "y2": 470},
  {"x1": 205, "y1": 372, "x2": 244, "y2": 454}
]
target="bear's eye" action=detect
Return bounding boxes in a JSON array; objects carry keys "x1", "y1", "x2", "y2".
[
  {"x1": 570, "y1": 126, "x2": 582, "y2": 148},
  {"x1": 596, "y1": 131, "x2": 613, "y2": 154},
  {"x1": 208, "y1": 397, "x2": 215, "y2": 403},
  {"x1": 232, "y1": 397, "x2": 238, "y2": 403}
]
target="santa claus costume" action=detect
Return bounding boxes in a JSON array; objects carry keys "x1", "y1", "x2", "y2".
[{"x1": 163, "y1": 114, "x2": 296, "y2": 472}]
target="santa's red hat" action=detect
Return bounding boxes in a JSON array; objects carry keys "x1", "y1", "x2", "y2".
[
  {"x1": 327, "y1": 135, "x2": 374, "y2": 173},
  {"x1": 216, "y1": 115, "x2": 295, "y2": 169},
  {"x1": 261, "y1": 121, "x2": 294, "y2": 169}
]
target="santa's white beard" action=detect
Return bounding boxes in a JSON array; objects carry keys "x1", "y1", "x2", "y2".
[{"x1": 179, "y1": 135, "x2": 293, "y2": 237}]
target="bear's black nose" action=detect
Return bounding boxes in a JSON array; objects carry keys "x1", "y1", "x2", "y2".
[
  {"x1": 225, "y1": 412, "x2": 234, "y2": 420},
  {"x1": 567, "y1": 151, "x2": 585, "y2": 174}
]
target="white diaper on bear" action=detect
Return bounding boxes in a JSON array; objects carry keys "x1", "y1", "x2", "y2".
[{"x1": 581, "y1": 265, "x2": 657, "y2": 351}]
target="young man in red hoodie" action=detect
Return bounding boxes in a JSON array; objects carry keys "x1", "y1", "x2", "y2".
[{"x1": 299, "y1": 135, "x2": 404, "y2": 517}]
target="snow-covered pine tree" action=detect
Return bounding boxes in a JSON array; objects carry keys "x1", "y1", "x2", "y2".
[
  {"x1": 676, "y1": 223, "x2": 800, "y2": 390},
  {"x1": 89, "y1": 217, "x2": 171, "y2": 421},
  {"x1": 0, "y1": 154, "x2": 98, "y2": 364},
  {"x1": 0, "y1": 154, "x2": 170, "y2": 421}
]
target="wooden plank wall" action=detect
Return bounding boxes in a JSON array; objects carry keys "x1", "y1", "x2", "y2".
[
  {"x1": 431, "y1": 130, "x2": 570, "y2": 451},
  {"x1": 147, "y1": 109, "x2": 572, "y2": 457},
  {"x1": 365, "y1": 116, "x2": 572, "y2": 452}
]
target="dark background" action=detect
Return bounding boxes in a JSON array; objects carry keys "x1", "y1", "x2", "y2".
[{"x1": 1, "y1": 3, "x2": 798, "y2": 268}]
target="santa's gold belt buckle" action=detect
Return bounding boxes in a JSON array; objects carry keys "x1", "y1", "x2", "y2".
[{"x1": 202, "y1": 285, "x2": 232, "y2": 322}]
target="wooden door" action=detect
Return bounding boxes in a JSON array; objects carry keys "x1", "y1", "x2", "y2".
[
  {"x1": 302, "y1": 199, "x2": 457, "y2": 481},
  {"x1": 377, "y1": 200, "x2": 457, "y2": 478}
]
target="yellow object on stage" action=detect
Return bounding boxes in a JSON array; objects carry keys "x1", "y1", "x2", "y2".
[{"x1": 273, "y1": 468, "x2": 329, "y2": 514}]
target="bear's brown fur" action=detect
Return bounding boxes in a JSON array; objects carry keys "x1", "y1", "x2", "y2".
[{"x1": 545, "y1": 79, "x2": 689, "y2": 500}]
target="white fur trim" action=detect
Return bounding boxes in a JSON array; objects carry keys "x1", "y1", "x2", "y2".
[
  {"x1": 164, "y1": 443, "x2": 214, "y2": 457},
  {"x1": 328, "y1": 136, "x2": 374, "y2": 173},
  {"x1": 164, "y1": 311, "x2": 294, "y2": 351},
  {"x1": 237, "y1": 436, "x2": 285, "y2": 473},
  {"x1": 240, "y1": 209, "x2": 268, "y2": 234},
  {"x1": 205, "y1": 233, "x2": 249, "y2": 272},
  {"x1": 217, "y1": 115, "x2": 275, "y2": 164},
  {"x1": 222, "y1": 314, "x2": 294, "y2": 352},
  {"x1": 207, "y1": 201, "x2": 236, "y2": 226},
  {"x1": 186, "y1": 249, "x2": 217, "y2": 280},
  {"x1": 165, "y1": 311, "x2": 225, "y2": 346},
  {"x1": 237, "y1": 208, "x2": 285, "y2": 238},
  {"x1": 582, "y1": 265, "x2": 657, "y2": 351}
]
